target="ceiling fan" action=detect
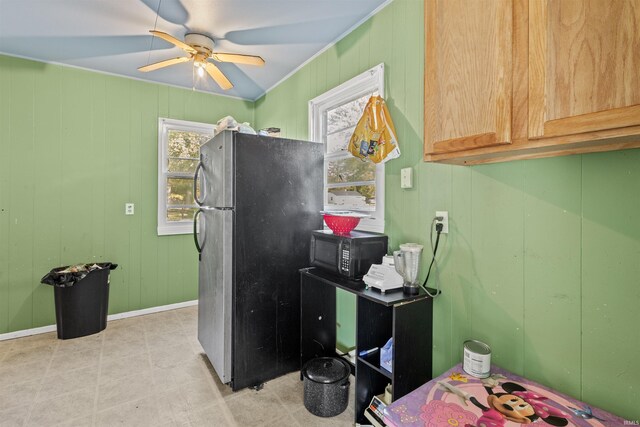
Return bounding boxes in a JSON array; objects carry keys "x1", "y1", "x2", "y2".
[{"x1": 138, "y1": 30, "x2": 265, "y2": 90}]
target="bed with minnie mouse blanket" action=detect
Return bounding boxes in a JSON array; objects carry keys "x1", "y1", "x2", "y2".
[{"x1": 383, "y1": 363, "x2": 625, "y2": 427}]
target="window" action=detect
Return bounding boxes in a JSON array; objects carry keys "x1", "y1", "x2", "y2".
[
  {"x1": 309, "y1": 63, "x2": 385, "y2": 232},
  {"x1": 158, "y1": 118, "x2": 215, "y2": 236}
]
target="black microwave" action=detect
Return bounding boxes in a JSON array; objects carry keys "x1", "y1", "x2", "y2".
[{"x1": 309, "y1": 230, "x2": 388, "y2": 279}]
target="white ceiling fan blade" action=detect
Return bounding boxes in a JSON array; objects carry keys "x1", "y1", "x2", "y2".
[
  {"x1": 204, "y1": 62, "x2": 233, "y2": 90},
  {"x1": 150, "y1": 30, "x2": 197, "y2": 54},
  {"x1": 212, "y1": 53, "x2": 265, "y2": 67},
  {"x1": 138, "y1": 56, "x2": 191, "y2": 72}
]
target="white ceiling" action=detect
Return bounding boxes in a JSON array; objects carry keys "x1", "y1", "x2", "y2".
[{"x1": 0, "y1": 0, "x2": 389, "y2": 100}]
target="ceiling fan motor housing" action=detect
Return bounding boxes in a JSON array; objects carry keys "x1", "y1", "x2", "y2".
[{"x1": 185, "y1": 33, "x2": 215, "y2": 55}]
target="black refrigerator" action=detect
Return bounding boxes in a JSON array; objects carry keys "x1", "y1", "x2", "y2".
[{"x1": 193, "y1": 130, "x2": 323, "y2": 390}]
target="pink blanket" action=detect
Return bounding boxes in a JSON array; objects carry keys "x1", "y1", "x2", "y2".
[{"x1": 383, "y1": 364, "x2": 626, "y2": 427}]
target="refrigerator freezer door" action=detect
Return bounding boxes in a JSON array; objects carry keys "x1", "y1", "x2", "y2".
[
  {"x1": 197, "y1": 208, "x2": 233, "y2": 384},
  {"x1": 199, "y1": 131, "x2": 234, "y2": 208}
]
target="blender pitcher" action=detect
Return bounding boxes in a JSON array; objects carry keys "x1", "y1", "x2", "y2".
[{"x1": 393, "y1": 243, "x2": 423, "y2": 295}]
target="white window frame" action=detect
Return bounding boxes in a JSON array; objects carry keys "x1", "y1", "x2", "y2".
[
  {"x1": 157, "y1": 117, "x2": 215, "y2": 236},
  {"x1": 308, "y1": 63, "x2": 385, "y2": 233}
]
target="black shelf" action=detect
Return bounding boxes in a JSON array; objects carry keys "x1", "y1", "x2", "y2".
[
  {"x1": 300, "y1": 268, "x2": 433, "y2": 425},
  {"x1": 299, "y1": 268, "x2": 430, "y2": 307},
  {"x1": 357, "y1": 355, "x2": 392, "y2": 380}
]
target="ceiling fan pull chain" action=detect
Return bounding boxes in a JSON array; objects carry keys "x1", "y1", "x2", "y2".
[{"x1": 145, "y1": 0, "x2": 163, "y2": 67}]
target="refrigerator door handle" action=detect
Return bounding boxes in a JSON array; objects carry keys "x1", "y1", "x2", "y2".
[
  {"x1": 193, "y1": 156, "x2": 205, "y2": 206},
  {"x1": 193, "y1": 208, "x2": 206, "y2": 260}
]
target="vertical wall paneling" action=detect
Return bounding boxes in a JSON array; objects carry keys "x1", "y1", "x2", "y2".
[
  {"x1": 469, "y1": 162, "x2": 525, "y2": 374},
  {"x1": 127, "y1": 83, "x2": 143, "y2": 310},
  {"x1": 139, "y1": 83, "x2": 160, "y2": 310},
  {"x1": 0, "y1": 55, "x2": 253, "y2": 334},
  {"x1": 522, "y1": 156, "x2": 582, "y2": 396},
  {"x1": 0, "y1": 56, "x2": 11, "y2": 333},
  {"x1": 8, "y1": 58, "x2": 35, "y2": 332},
  {"x1": 31, "y1": 65, "x2": 62, "y2": 327},
  {"x1": 104, "y1": 77, "x2": 132, "y2": 314},
  {"x1": 448, "y1": 166, "x2": 473, "y2": 367},
  {"x1": 581, "y1": 150, "x2": 640, "y2": 415}
]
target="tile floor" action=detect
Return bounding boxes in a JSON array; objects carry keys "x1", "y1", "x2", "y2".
[{"x1": 0, "y1": 306, "x2": 355, "y2": 426}]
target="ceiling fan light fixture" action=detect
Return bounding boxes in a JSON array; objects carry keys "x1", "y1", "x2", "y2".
[
  {"x1": 195, "y1": 62, "x2": 205, "y2": 77},
  {"x1": 140, "y1": 30, "x2": 264, "y2": 91}
]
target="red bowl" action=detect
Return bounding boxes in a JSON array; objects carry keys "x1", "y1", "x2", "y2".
[{"x1": 323, "y1": 214, "x2": 361, "y2": 235}]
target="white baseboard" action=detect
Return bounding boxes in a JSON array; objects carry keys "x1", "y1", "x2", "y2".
[{"x1": 0, "y1": 300, "x2": 198, "y2": 341}]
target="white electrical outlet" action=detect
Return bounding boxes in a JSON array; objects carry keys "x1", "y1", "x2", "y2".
[
  {"x1": 125, "y1": 203, "x2": 135, "y2": 215},
  {"x1": 401, "y1": 167, "x2": 413, "y2": 189},
  {"x1": 435, "y1": 211, "x2": 449, "y2": 234}
]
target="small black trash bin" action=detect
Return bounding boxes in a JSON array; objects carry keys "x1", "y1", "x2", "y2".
[{"x1": 41, "y1": 263, "x2": 117, "y2": 340}]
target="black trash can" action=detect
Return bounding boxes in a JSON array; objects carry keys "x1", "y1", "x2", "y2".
[
  {"x1": 302, "y1": 357, "x2": 351, "y2": 417},
  {"x1": 41, "y1": 263, "x2": 117, "y2": 340}
]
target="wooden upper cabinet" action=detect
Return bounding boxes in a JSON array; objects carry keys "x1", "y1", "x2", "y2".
[
  {"x1": 424, "y1": 0, "x2": 513, "y2": 157},
  {"x1": 529, "y1": 0, "x2": 640, "y2": 139},
  {"x1": 424, "y1": 0, "x2": 640, "y2": 165}
]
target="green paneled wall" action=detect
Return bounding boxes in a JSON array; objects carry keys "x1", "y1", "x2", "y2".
[
  {"x1": 0, "y1": 55, "x2": 253, "y2": 334},
  {"x1": 254, "y1": 0, "x2": 640, "y2": 418}
]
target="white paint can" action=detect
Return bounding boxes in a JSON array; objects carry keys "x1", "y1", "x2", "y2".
[{"x1": 463, "y1": 340, "x2": 491, "y2": 378}]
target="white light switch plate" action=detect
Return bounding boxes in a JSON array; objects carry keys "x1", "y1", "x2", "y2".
[
  {"x1": 401, "y1": 167, "x2": 413, "y2": 189},
  {"x1": 125, "y1": 203, "x2": 135, "y2": 215}
]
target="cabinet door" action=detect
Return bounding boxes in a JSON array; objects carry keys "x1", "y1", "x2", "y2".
[
  {"x1": 529, "y1": 0, "x2": 640, "y2": 139},
  {"x1": 424, "y1": 0, "x2": 513, "y2": 156}
]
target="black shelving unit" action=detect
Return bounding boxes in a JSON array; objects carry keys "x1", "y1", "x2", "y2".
[{"x1": 300, "y1": 268, "x2": 433, "y2": 424}]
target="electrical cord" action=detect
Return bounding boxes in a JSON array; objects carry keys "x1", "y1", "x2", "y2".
[{"x1": 421, "y1": 217, "x2": 444, "y2": 298}]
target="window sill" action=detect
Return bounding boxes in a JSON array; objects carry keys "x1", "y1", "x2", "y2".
[{"x1": 157, "y1": 223, "x2": 193, "y2": 236}]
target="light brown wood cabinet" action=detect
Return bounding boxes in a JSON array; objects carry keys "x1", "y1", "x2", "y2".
[{"x1": 424, "y1": 0, "x2": 640, "y2": 165}]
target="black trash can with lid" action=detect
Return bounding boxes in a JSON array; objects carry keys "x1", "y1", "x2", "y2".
[
  {"x1": 41, "y1": 263, "x2": 117, "y2": 340},
  {"x1": 302, "y1": 357, "x2": 350, "y2": 417}
]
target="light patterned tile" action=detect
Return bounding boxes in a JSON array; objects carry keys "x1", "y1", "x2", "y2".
[
  {"x1": 49, "y1": 347, "x2": 101, "y2": 373},
  {"x1": 37, "y1": 365, "x2": 99, "y2": 402},
  {"x1": 0, "y1": 339, "x2": 16, "y2": 358},
  {"x1": 99, "y1": 351, "x2": 151, "y2": 384},
  {"x1": 2, "y1": 340, "x2": 57, "y2": 366},
  {"x1": 269, "y1": 373, "x2": 304, "y2": 413},
  {"x1": 0, "y1": 360, "x2": 50, "y2": 385},
  {"x1": 95, "y1": 396, "x2": 162, "y2": 427},
  {"x1": 225, "y1": 389, "x2": 287, "y2": 426},
  {"x1": 104, "y1": 320, "x2": 144, "y2": 338},
  {"x1": 109, "y1": 317, "x2": 145, "y2": 330},
  {"x1": 198, "y1": 355, "x2": 234, "y2": 400},
  {"x1": 290, "y1": 407, "x2": 353, "y2": 427},
  {"x1": 0, "y1": 308, "x2": 319, "y2": 427},
  {"x1": 151, "y1": 357, "x2": 210, "y2": 390},
  {"x1": 188, "y1": 403, "x2": 236, "y2": 427},
  {"x1": 102, "y1": 336, "x2": 146, "y2": 360},
  {"x1": 0, "y1": 404, "x2": 30, "y2": 427},
  {"x1": 261, "y1": 413, "x2": 299, "y2": 427},
  {"x1": 56, "y1": 331, "x2": 104, "y2": 354},
  {"x1": 154, "y1": 379, "x2": 222, "y2": 424},
  {"x1": 26, "y1": 387, "x2": 96, "y2": 427},
  {"x1": 144, "y1": 329, "x2": 191, "y2": 353},
  {"x1": 0, "y1": 380, "x2": 41, "y2": 410},
  {"x1": 55, "y1": 415, "x2": 94, "y2": 427},
  {"x1": 144, "y1": 319, "x2": 184, "y2": 337},
  {"x1": 9, "y1": 332, "x2": 58, "y2": 350},
  {"x1": 149, "y1": 343, "x2": 199, "y2": 370},
  {"x1": 96, "y1": 371, "x2": 154, "y2": 411}
]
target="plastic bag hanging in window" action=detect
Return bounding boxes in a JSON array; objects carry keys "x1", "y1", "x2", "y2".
[{"x1": 348, "y1": 96, "x2": 401, "y2": 164}]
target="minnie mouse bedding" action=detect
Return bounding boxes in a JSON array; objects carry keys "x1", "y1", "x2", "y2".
[{"x1": 383, "y1": 364, "x2": 625, "y2": 427}]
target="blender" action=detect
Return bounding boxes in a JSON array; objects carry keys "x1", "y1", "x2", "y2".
[{"x1": 393, "y1": 243, "x2": 423, "y2": 295}]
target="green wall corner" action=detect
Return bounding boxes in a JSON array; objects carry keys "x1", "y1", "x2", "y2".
[
  {"x1": 0, "y1": 55, "x2": 253, "y2": 334},
  {"x1": 253, "y1": 0, "x2": 640, "y2": 418}
]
